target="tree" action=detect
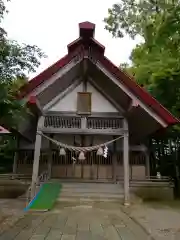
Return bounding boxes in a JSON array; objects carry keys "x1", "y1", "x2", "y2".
[
  {"x1": 104, "y1": 1, "x2": 180, "y2": 188},
  {"x1": 0, "y1": 1, "x2": 46, "y2": 173},
  {"x1": 0, "y1": 0, "x2": 46, "y2": 128},
  {"x1": 104, "y1": 0, "x2": 180, "y2": 116},
  {"x1": 104, "y1": 0, "x2": 179, "y2": 39}
]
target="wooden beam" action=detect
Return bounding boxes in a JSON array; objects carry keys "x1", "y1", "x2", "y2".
[
  {"x1": 82, "y1": 59, "x2": 88, "y2": 91},
  {"x1": 44, "y1": 111, "x2": 123, "y2": 118},
  {"x1": 27, "y1": 96, "x2": 43, "y2": 116},
  {"x1": 13, "y1": 136, "x2": 19, "y2": 174},
  {"x1": 145, "y1": 151, "x2": 150, "y2": 177},
  {"x1": 113, "y1": 136, "x2": 117, "y2": 183},
  {"x1": 40, "y1": 127, "x2": 124, "y2": 135},
  {"x1": 13, "y1": 152, "x2": 18, "y2": 174}
]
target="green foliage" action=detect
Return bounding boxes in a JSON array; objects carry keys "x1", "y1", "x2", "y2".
[
  {"x1": 105, "y1": 1, "x2": 180, "y2": 183},
  {"x1": 0, "y1": 0, "x2": 46, "y2": 169},
  {"x1": 104, "y1": 0, "x2": 179, "y2": 40},
  {"x1": 104, "y1": 0, "x2": 180, "y2": 117},
  {"x1": 0, "y1": 135, "x2": 14, "y2": 173},
  {"x1": 0, "y1": 0, "x2": 46, "y2": 128}
]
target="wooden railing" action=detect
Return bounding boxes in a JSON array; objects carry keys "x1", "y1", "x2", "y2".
[
  {"x1": 87, "y1": 118, "x2": 122, "y2": 129},
  {"x1": 44, "y1": 116, "x2": 81, "y2": 129},
  {"x1": 43, "y1": 116, "x2": 123, "y2": 133}
]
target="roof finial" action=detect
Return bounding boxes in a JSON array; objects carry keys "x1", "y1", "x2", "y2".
[{"x1": 79, "y1": 21, "x2": 95, "y2": 38}]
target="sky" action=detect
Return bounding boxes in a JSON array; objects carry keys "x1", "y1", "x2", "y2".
[{"x1": 3, "y1": 0, "x2": 139, "y2": 78}]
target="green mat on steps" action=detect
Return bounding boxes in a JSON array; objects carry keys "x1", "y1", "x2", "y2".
[{"x1": 26, "y1": 182, "x2": 62, "y2": 211}]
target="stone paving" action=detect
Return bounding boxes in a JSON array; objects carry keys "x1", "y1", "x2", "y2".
[
  {"x1": 0, "y1": 202, "x2": 151, "y2": 240},
  {"x1": 3, "y1": 199, "x2": 180, "y2": 240},
  {"x1": 0, "y1": 199, "x2": 25, "y2": 236},
  {"x1": 125, "y1": 203, "x2": 180, "y2": 240}
]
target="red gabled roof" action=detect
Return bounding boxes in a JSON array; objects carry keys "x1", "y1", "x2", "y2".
[
  {"x1": 0, "y1": 126, "x2": 10, "y2": 134},
  {"x1": 100, "y1": 55, "x2": 179, "y2": 125},
  {"x1": 19, "y1": 54, "x2": 71, "y2": 98},
  {"x1": 19, "y1": 21, "x2": 179, "y2": 126}
]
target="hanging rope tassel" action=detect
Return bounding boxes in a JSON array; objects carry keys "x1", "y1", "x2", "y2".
[
  {"x1": 97, "y1": 147, "x2": 104, "y2": 156},
  {"x1": 59, "y1": 147, "x2": 66, "y2": 156},
  {"x1": 78, "y1": 151, "x2": 86, "y2": 160}
]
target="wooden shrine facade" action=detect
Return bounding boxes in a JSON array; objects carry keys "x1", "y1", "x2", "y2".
[
  {"x1": 11, "y1": 21, "x2": 178, "y2": 205},
  {"x1": 16, "y1": 147, "x2": 148, "y2": 181},
  {"x1": 15, "y1": 113, "x2": 149, "y2": 182}
]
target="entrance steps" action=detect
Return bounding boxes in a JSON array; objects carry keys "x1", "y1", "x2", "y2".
[{"x1": 56, "y1": 182, "x2": 124, "y2": 203}]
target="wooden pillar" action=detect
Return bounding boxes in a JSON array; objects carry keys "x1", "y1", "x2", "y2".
[
  {"x1": 89, "y1": 136, "x2": 94, "y2": 180},
  {"x1": 80, "y1": 135, "x2": 85, "y2": 179},
  {"x1": 13, "y1": 152, "x2": 18, "y2": 174},
  {"x1": 13, "y1": 136, "x2": 19, "y2": 174},
  {"x1": 31, "y1": 116, "x2": 44, "y2": 199},
  {"x1": 123, "y1": 118, "x2": 130, "y2": 206},
  {"x1": 48, "y1": 134, "x2": 53, "y2": 179},
  {"x1": 145, "y1": 151, "x2": 150, "y2": 178},
  {"x1": 113, "y1": 136, "x2": 117, "y2": 183}
]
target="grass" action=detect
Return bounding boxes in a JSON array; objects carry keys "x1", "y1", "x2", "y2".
[
  {"x1": 0, "y1": 180, "x2": 28, "y2": 198},
  {"x1": 27, "y1": 182, "x2": 62, "y2": 211},
  {"x1": 144, "y1": 199, "x2": 180, "y2": 209},
  {"x1": 0, "y1": 185, "x2": 27, "y2": 198},
  {"x1": 134, "y1": 186, "x2": 174, "y2": 202},
  {"x1": 131, "y1": 186, "x2": 180, "y2": 209}
]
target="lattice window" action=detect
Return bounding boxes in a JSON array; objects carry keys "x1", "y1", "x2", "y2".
[
  {"x1": 77, "y1": 92, "x2": 92, "y2": 115},
  {"x1": 87, "y1": 118, "x2": 122, "y2": 129},
  {"x1": 44, "y1": 116, "x2": 81, "y2": 128}
]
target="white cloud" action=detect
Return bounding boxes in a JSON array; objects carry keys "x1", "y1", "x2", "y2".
[{"x1": 3, "y1": 0, "x2": 139, "y2": 78}]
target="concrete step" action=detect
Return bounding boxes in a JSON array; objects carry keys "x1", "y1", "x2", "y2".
[
  {"x1": 60, "y1": 182, "x2": 122, "y2": 189},
  {"x1": 59, "y1": 191, "x2": 123, "y2": 198},
  {"x1": 58, "y1": 182, "x2": 124, "y2": 203},
  {"x1": 61, "y1": 183, "x2": 123, "y2": 188},
  {"x1": 61, "y1": 189, "x2": 124, "y2": 194},
  {"x1": 51, "y1": 178, "x2": 115, "y2": 183},
  {"x1": 57, "y1": 196, "x2": 124, "y2": 203}
]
